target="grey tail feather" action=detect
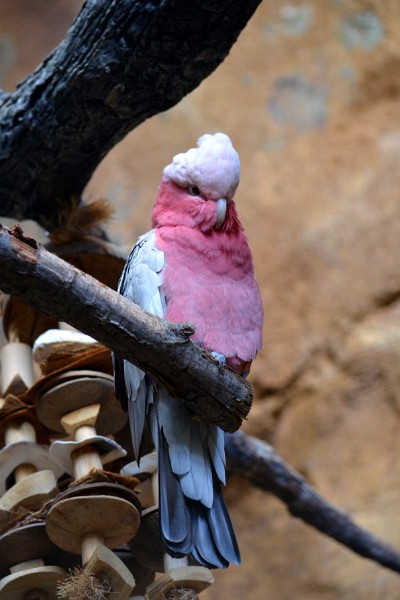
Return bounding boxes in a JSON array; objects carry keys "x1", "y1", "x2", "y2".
[
  {"x1": 127, "y1": 399, "x2": 144, "y2": 464},
  {"x1": 158, "y1": 430, "x2": 240, "y2": 568},
  {"x1": 190, "y1": 472, "x2": 240, "y2": 569},
  {"x1": 159, "y1": 430, "x2": 192, "y2": 556}
]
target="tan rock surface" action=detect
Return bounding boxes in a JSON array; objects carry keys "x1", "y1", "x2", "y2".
[{"x1": 2, "y1": 0, "x2": 400, "y2": 597}]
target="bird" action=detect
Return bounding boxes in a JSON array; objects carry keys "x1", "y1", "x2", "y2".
[{"x1": 113, "y1": 133, "x2": 263, "y2": 569}]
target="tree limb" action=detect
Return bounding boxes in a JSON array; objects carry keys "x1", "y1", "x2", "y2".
[
  {"x1": 0, "y1": 0, "x2": 261, "y2": 230},
  {"x1": 225, "y1": 431, "x2": 400, "y2": 573},
  {"x1": 0, "y1": 224, "x2": 252, "y2": 432}
]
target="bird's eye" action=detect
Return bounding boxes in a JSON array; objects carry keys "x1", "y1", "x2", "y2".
[{"x1": 187, "y1": 185, "x2": 201, "y2": 196}]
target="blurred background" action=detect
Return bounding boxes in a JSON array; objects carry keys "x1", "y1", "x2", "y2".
[{"x1": 2, "y1": 1, "x2": 400, "y2": 597}]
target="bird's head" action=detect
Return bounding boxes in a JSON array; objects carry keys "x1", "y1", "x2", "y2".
[{"x1": 152, "y1": 133, "x2": 241, "y2": 233}]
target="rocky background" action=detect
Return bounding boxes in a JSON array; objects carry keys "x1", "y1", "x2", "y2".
[{"x1": 2, "y1": 1, "x2": 400, "y2": 598}]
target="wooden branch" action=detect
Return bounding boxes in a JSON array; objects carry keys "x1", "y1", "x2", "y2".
[
  {"x1": 0, "y1": 0, "x2": 261, "y2": 230},
  {"x1": 225, "y1": 431, "x2": 400, "y2": 573},
  {"x1": 0, "y1": 224, "x2": 252, "y2": 432}
]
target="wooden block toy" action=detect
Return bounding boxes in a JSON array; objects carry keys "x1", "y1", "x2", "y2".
[
  {"x1": 0, "y1": 560, "x2": 67, "y2": 600},
  {"x1": 0, "y1": 521, "x2": 76, "y2": 600},
  {"x1": 0, "y1": 418, "x2": 62, "y2": 518}
]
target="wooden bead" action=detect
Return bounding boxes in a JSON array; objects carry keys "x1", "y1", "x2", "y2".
[
  {"x1": 0, "y1": 523, "x2": 59, "y2": 577},
  {"x1": 49, "y1": 435, "x2": 126, "y2": 477},
  {"x1": 36, "y1": 373, "x2": 127, "y2": 435},
  {"x1": 0, "y1": 469, "x2": 58, "y2": 512},
  {"x1": 84, "y1": 542, "x2": 135, "y2": 600},
  {"x1": 46, "y1": 495, "x2": 140, "y2": 554},
  {"x1": 0, "y1": 563, "x2": 66, "y2": 599},
  {"x1": 60, "y1": 404, "x2": 100, "y2": 436},
  {"x1": 0, "y1": 442, "x2": 63, "y2": 495}
]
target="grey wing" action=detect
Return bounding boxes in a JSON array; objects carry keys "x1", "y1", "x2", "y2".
[{"x1": 113, "y1": 229, "x2": 165, "y2": 461}]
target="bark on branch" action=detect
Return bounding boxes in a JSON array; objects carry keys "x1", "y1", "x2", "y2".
[
  {"x1": 226, "y1": 431, "x2": 400, "y2": 574},
  {"x1": 0, "y1": 0, "x2": 261, "y2": 230},
  {"x1": 0, "y1": 224, "x2": 252, "y2": 432}
]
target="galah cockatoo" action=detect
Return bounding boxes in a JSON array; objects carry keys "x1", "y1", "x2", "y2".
[{"x1": 113, "y1": 133, "x2": 263, "y2": 569}]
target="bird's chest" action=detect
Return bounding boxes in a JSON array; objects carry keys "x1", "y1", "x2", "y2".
[{"x1": 156, "y1": 228, "x2": 251, "y2": 327}]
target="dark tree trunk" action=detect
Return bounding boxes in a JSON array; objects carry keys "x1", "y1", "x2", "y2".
[{"x1": 0, "y1": 0, "x2": 261, "y2": 230}]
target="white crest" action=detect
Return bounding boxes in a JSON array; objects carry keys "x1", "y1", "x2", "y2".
[{"x1": 163, "y1": 133, "x2": 240, "y2": 200}]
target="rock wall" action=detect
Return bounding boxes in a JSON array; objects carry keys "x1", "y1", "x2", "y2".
[{"x1": 2, "y1": 1, "x2": 400, "y2": 597}]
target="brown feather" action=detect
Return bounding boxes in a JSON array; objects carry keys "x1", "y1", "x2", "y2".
[{"x1": 50, "y1": 198, "x2": 113, "y2": 244}]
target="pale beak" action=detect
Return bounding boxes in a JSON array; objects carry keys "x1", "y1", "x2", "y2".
[{"x1": 215, "y1": 198, "x2": 227, "y2": 229}]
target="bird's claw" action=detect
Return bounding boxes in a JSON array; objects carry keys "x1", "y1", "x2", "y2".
[{"x1": 210, "y1": 351, "x2": 226, "y2": 367}]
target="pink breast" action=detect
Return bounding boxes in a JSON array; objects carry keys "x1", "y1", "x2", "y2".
[{"x1": 155, "y1": 226, "x2": 263, "y2": 373}]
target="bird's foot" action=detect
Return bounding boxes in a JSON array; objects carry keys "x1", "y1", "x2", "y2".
[{"x1": 210, "y1": 351, "x2": 226, "y2": 367}]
